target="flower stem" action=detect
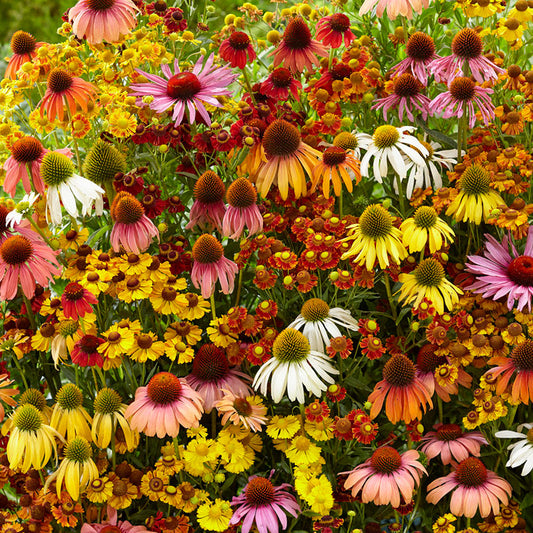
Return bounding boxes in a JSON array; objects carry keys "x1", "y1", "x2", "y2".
[
  {"x1": 210, "y1": 293, "x2": 217, "y2": 320},
  {"x1": 234, "y1": 269, "x2": 243, "y2": 307},
  {"x1": 22, "y1": 293, "x2": 36, "y2": 331},
  {"x1": 383, "y1": 272, "x2": 398, "y2": 322}
]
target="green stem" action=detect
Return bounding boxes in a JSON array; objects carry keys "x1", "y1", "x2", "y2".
[
  {"x1": 22, "y1": 294, "x2": 36, "y2": 331},
  {"x1": 394, "y1": 172, "x2": 406, "y2": 217},
  {"x1": 383, "y1": 273, "x2": 398, "y2": 322},
  {"x1": 11, "y1": 351, "x2": 28, "y2": 389},
  {"x1": 210, "y1": 293, "x2": 217, "y2": 320},
  {"x1": 241, "y1": 67, "x2": 256, "y2": 106},
  {"x1": 234, "y1": 269, "x2": 243, "y2": 307}
]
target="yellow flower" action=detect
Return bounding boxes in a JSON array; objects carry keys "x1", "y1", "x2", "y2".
[
  {"x1": 98, "y1": 323, "x2": 136, "y2": 359},
  {"x1": 304, "y1": 475, "x2": 334, "y2": 515},
  {"x1": 165, "y1": 321, "x2": 202, "y2": 345},
  {"x1": 305, "y1": 418, "x2": 334, "y2": 441},
  {"x1": 86, "y1": 476, "x2": 113, "y2": 503},
  {"x1": 266, "y1": 415, "x2": 301, "y2": 439},
  {"x1": 50, "y1": 384, "x2": 93, "y2": 442},
  {"x1": 398, "y1": 258, "x2": 463, "y2": 315},
  {"x1": 117, "y1": 252, "x2": 152, "y2": 276},
  {"x1": 165, "y1": 339, "x2": 195, "y2": 363},
  {"x1": 341, "y1": 204, "x2": 407, "y2": 270},
  {"x1": 140, "y1": 470, "x2": 169, "y2": 501},
  {"x1": 31, "y1": 323, "x2": 57, "y2": 351},
  {"x1": 182, "y1": 438, "x2": 219, "y2": 476},
  {"x1": 434, "y1": 364, "x2": 459, "y2": 388},
  {"x1": 207, "y1": 317, "x2": 238, "y2": 347},
  {"x1": 128, "y1": 332, "x2": 166, "y2": 363},
  {"x1": 155, "y1": 455, "x2": 184, "y2": 476},
  {"x1": 285, "y1": 435, "x2": 322, "y2": 465},
  {"x1": 197, "y1": 499, "x2": 233, "y2": 532},
  {"x1": 117, "y1": 276, "x2": 153, "y2": 303},
  {"x1": 496, "y1": 18, "x2": 524, "y2": 42},
  {"x1": 150, "y1": 283, "x2": 188, "y2": 315},
  {"x1": 400, "y1": 206, "x2": 455, "y2": 253},
  {"x1": 433, "y1": 514, "x2": 457, "y2": 533},
  {"x1": 178, "y1": 293, "x2": 211, "y2": 320}
]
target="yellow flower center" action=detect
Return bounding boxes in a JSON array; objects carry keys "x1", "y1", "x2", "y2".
[{"x1": 373, "y1": 125, "x2": 399, "y2": 149}]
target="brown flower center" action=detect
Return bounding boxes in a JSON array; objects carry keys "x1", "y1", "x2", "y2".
[
  {"x1": 370, "y1": 446, "x2": 402, "y2": 474},
  {"x1": 393, "y1": 73, "x2": 420, "y2": 97},
  {"x1": 322, "y1": 146, "x2": 347, "y2": 166},
  {"x1": 226, "y1": 177, "x2": 257, "y2": 208},
  {"x1": 406, "y1": 32, "x2": 435, "y2": 61},
  {"x1": 147, "y1": 372, "x2": 182, "y2": 404},
  {"x1": 47, "y1": 68, "x2": 73, "y2": 93},
  {"x1": 511, "y1": 341, "x2": 533, "y2": 371},
  {"x1": 194, "y1": 170, "x2": 225, "y2": 204},
  {"x1": 234, "y1": 397, "x2": 253, "y2": 416},
  {"x1": 11, "y1": 136, "x2": 44, "y2": 163},
  {"x1": 192, "y1": 234, "x2": 224, "y2": 264},
  {"x1": 111, "y1": 191, "x2": 145, "y2": 224},
  {"x1": 192, "y1": 344, "x2": 229, "y2": 382},
  {"x1": 228, "y1": 31, "x2": 251, "y2": 50},
  {"x1": 436, "y1": 423, "x2": 463, "y2": 441},
  {"x1": 64, "y1": 282, "x2": 85, "y2": 301},
  {"x1": 328, "y1": 13, "x2": 350, "y2": 32},
  {"x1": 449, "y1": 77, "x2": 476, "y2": 101},
  {"x1": 262, "y1": 119, "x2": 301, "y2": 157},
  {"x1": 87, "y1": 0, "x2": 116, "y2": 10},
  {"x1": 0, "y1": 235, "x2": 33, "y2": 265},
  {"x1": 283, "y1": 17, "x2": 312, "y2": 50},
  {"x1": 270, "y1": 67, "x2": 293, "y2": 88},
  {"x1": 136, "y1": 334, "x2": 153, "y2": 350},
  {"x1": 454, "y1": 457, "x2": 488, "y2": 486},
  {"x1": 452, "y1": 28, "x2": 483, "y2": 59},
  {"x1": 245, "y1": 477, "x2": 275, "y2": 505},
  {"x1": 383, "y1": 354, "x2": 416, "y2": 387},
  {"x1": 10, "y1": 30, "x2": 37, "y2": 55}
]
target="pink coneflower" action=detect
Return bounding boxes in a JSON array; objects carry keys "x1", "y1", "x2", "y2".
[
  {"x1": 373, "y1": 73, "x2": 431, "y2": 121},
  {"x1": 420, "y1": 424, "x2": 488, "y2": 465},
  {"x1": 342, "y1": 447, "x2": 426, "y2": 507},
  {"x1": 426, "y1": 457, "x2": 512, "y2": 518},
  {"x1": 368, "y1": 353, "x2": 433, "y2": 424},
  {"x1": 186, "y1": 344, "x2": 252, "y2": 413},
  {"x1": 223, "y1": 178, "x2": 263, "y2": 240},
  {"x1": 69, "y1": 0, "x2": 140, "y2": 45},
  {"x1": 185, "y1": 171, "x2": 226, "y2": 232},
  {"x1": 260, "y1": 67, "x2": 302, "y2": 101},
  {"x1": 429, "y1": 77, "x2": 494, "y2": 129},
  {"x1": 4, "y1": 31, "x2": 44, "y2": 80},
  {"x1": 71, "y1": 335, "x2": 104, "y2": 367},
  {"x1": 110, "y1": 191, "x2": 159, "y2": 254},
  {"x1": 125, "y1": 372, "x2": 204, "y2": 438},
  {"x1": 390, "y1": 32, "x2": 438, "y2": 85},
  {"x1": 81, "y1": 507, "x2": 155, "y2": 533},
  {"x1": 191, "y1": 234, "x2": 239, "y2": 299},
  {"x1": 39, "y1": 68, "x2": 95, "y2": 122},
  {"x1": 315, "y1": 13, "x2": 356, "y2": 48},
  {"x1": 485, "y1": 340, "x2": 533, "y2": 404},
  {"x1": 229, "y1": 475, "x2": 300, "y2": 533},
  {"x1": 466, "y1": 227, "x2": 533, "y2": 312},
  {"x1": 214, "y1": 389, "x2": 268, "y2": 432},
  {"x1": 271, "y1": 17, "x2": 327, "y2": 73},
  {"x1": 0, "y1": 233, "x2": 61, "y2": 301},
  {"x1": 61, "y1": 282, "x2": 98, "y2": 320},
  {"x1": 359, "y1": 0, "x2": 430, "y2": 20},
  {"x1": 429, "y1": 28, "x2": 504, "y2": 84},
  {"x1": 130, "y1": 54, "x2": 235, "y2": 126},
  {"x1": 3, "y1": 137, "x2": 46, "y2": 196},
  {"x1": 220, "y1": 31, "x2": 256, "y2": 69}
]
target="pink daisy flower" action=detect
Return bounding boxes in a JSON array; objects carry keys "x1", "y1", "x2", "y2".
[
  {"x1": 260, "y1": 67, "x2": 302, "y2": 101},
  {"x1": 220, "y1": 31, "x2": 256, "y2": 69},
  {"x1": 214, "y1": 389, "x2": 268, "y2": 432},
  {"x1": 125, "y1": 372, "x2": 204, "y2": 438},
  {"x1": 82, "y1": 506, "x2": 155, "y2": 533},
  {"x1": 372, "y1": 73, "x2": 431, "y2": 122},
  {"x1": 0, "y1": 233, "x2": 61, "y2": 301},
  {"x1": 69, "y1": 0, "x2": 139, "y2": 45},
  {"x1": 426, "y1": 457, "x2": 512, "y2": 518},
  {"x1": 359, "y1": 0, "x2": 431, "y2": 20},
  {"x1": 5, "y1": 31, "x2": 44, "y2": 80},
  {"x1": 466, "y1": 227, "x2": 533, "y2": 312},
  {"x1": 110, "y1": 191, "x2": 159, "y2": 254},
  {"x1": 186, "y1": 344, "x2": 252, "y2": 413},
  {"x1": 315, "y1": 14, "x2": 356, "y2": 49},
  {"x1": 420, "y1": 424, "x2": 488, "y2": 465},
  {"x1": 223, "y1": 178, "x2": 263, "y2": 240},
  {"x1": 191, "y1": 234, "x2": 239, "y2": 299},
  {"x1": 130, "y1": 54, "x2": 236, "y2": 126},
  {"x1": 390, "y1": 32, "x2": 438, "y2": 85},
  {"x1": 185, "y1": 171, "x2": 226, "y2": 232},
  {"x1": 229, "y1": 474, "x2": 300, "y2": 533},
  {"x1": 61, "y1": 282, "x2": 98, "y2": 320},
  {"x1": 429, "y1": 77, "x2": 494, "y2": 129},
  {"x1": 342, "y1": 447, "x2": 427, "y2": 507},
  {"x1": 270, "y1": 17, "x2": 327, "y2": 73},
  {"x1": 429, "y1": 28, "x2": 504, "y2": 84}
]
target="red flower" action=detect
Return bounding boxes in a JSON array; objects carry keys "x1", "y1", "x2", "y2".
[
  {"x1": 61, "y1": 282, "x2": 98, "y2": 320},
  {"x1": 316, "y1": 14, "x2": 355, "y2": 49},
  {"x1": 220, "y1": 31, "x2": 256, "y2": 69}
]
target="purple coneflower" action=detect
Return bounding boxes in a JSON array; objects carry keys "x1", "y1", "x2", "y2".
[
  {"x1": 229, "y1": 474, "x2": 300, "y2": 533},
  {"x1": 429, "y1": 77, "x2": 494, "y2": 129},
  {"x1": 223, "y1": 178, "x2": 263, "y2": 240},
  {"x1": 466, "y1": 227, "x2": 533, "y2": 312},
  {"x1": 390, "y1": 31, "x2": 438, "y2": 85},
  {"x1": 130, "y1": 54, "x2": 235, "y2": 126},
  {"x1": 373, "y1": 73, "x2": 431, "y2": 121},
  {"x1": 429, "y1": 28, "x2": 504, "y2": 83}
]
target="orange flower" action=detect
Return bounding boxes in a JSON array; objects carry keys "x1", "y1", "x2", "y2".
[{"x1": 0, "y1": 374, "x2": 18, "y2": 422}]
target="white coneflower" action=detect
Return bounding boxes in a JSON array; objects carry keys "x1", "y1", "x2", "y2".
[
  {"x1": 5, "y1": 192, "x2": 39, "y2": 228},
  {"x1": 495, "y1": 423, "x2": 533, "y2": 476}
]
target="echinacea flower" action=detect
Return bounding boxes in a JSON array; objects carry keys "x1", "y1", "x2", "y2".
[
  {"x1": 445, "y1": 164, "x2": 503, "y2": 224},
  {"x1": 426, "y1": 457, "x2": 512, "y2": 518},
  {"x1": 495, "y1": 423, "x2": 533, "y2": 476},
  {"x1": 429, "y1": 28, "x2": 505, "y2": 84},
  {"x1": 82, "y1": 512, "x2": 156, "y2": 533},
  {"x1": 465, "y1": 227, "x2": 533, "y2": 311},
  {"x1": 219, "y1": 31, "x2": 256, "y2": 69},
  {"x1": 310, "y1": 147, "x2": 361, "y2": 199},
  {"x1": 130, "y1": 54, "x2": 235, "y2": 127},
  {"x1": 288, "y1": 298, "x2": 358, "y2": 353},
  {"x1": 125, "y1": 372, "x2": 204, "y2": 438},
  {"x1": 421, "y1": 424, "x2": 488, "y2": 464},
  {"x1": 261, "y1": 67, "x2": 302, "y2": 101},
  {"x1": 50, "y1": 384, "x2": 93, "y2": 442},
  {"x1": 7, "y1": 404, "x2": 61, "y2": 472},
  {"x1": 229, "y1": 475, "x2": 300, "y2": 533},
  {"x1": 223, "y1": 178, "x2": 263, "y2": 239},
  {"x1": 185, "y1": 171, "x2": 226, "y2": 231},
  {"x1": 214, "y1": 390, "x2": 268, "y2": 432},
  {"x1": 40, "y1": 151, "x2": 104, "y2": 226},
  {"x1": 401, "y1": 206, "x2": 455, "y2": 253},
  {"x1": 185, "y1": 344, "x2": 252, "y2": 413},
  {"x1": 191, "y1": 234, "x2": 239, "y2": 299},
  {"x1": 372, "y1": 73, "x2": 431, "y2": 122},
  {"x1": 0, "y1": 232, "x2": 61, "y2": 300},
  {"x1": 69, "y1": 0, "x2": 139, "y2": 45},
  {"x1": 360, "y1": 125, "x2": 428, "y2": 184},
  {"x1": 342, "y1": 447, "x2": 426, "y2": 506},
  {"x1": 398, "y1": 258, "x2": 463, "y2": 315},
  {"x1": 359, "y1": 0, "x2": 431, "y2": 20},
  {"x1": 341, "y1": 204, "x2": 408, "y2": 270},
  {"x1": 315, "y1": 13, "x2": 356, "y2": 48},
  {"x1": 271, "y1": 17, "x2": 327, "y2": 73},
  {"x1": 61, "y1": 282, "x2": 98, "y2": 320},
  {"x1": 4, "y1": 30, "x2": 44, "y2": 80},
  {"x1": 252, "y1": 328, "x2": 339, "y2": 404},
  {"x1": 39, "y1": 68, "x2": 95, "y2": 122},
  {"x1": 255, "y1": 119, "x2": 322, "y2": 200},
  {"x1": 110, "y1": 191, "x2": 159, "y2": 254},
  {"x1": 429, "y1": 77, "x2": 495, "y2": 129},
  {"x1": 390, "y1": 31, "x2": 438, "y2": 84},
  {"x1": 368, "y1": 353, "x2": 433, "y2": 424}
]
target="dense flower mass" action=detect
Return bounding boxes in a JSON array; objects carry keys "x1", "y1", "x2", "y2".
[{"x1": 0, "y1": 1, "x2": 533, "y2": 532}]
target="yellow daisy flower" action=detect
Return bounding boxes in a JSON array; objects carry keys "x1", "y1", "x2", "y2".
[
  {"x1": 197, "y1": 499, "x2": 233, "y2": 532},
  {"x1": 207, "y1": 317, "x2": 238, "y2": 347},
  {"x1": 150, "y1": 283, "x2": 188, "y2": 315},
  {"x1": 128, "y1": 332, "x2": 167, "y2": 363},
  {"x1": 182, "y1": 438, "x2": 219, "y2": 477},
  {"x1": 140, "y1": 470, "x2": 169, "y2": 501},
  {"x1": 31, "y1": 322, "x2": 57, "y2": 352},
  {"x1": 98, "y1": 323, "x2": 136, "y2": 359},
  {"x1": 266, "y1": 415, "x2": 301, "y2": 439},
  {"x1": 141, "y1": 256, "x2": 172, "y2": 283},
  {"x1": 58, "y1": 227, "x2": 89, "y2": 250},
  {"x1": 86, "y1": 476, "x2": 114, "y2": 504},
  {"x1": 285, "y1": 435, "x2": 322, "y2": 465},
  {"x1": 165, "y1": 321, "x2": 202, "y2": 345},
  {"x1": 178, "y1": 293, "x2": 211, "y2": 320},
  {"x1": 117, "y1": 276, "x2": 153, "y2": 303}
]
